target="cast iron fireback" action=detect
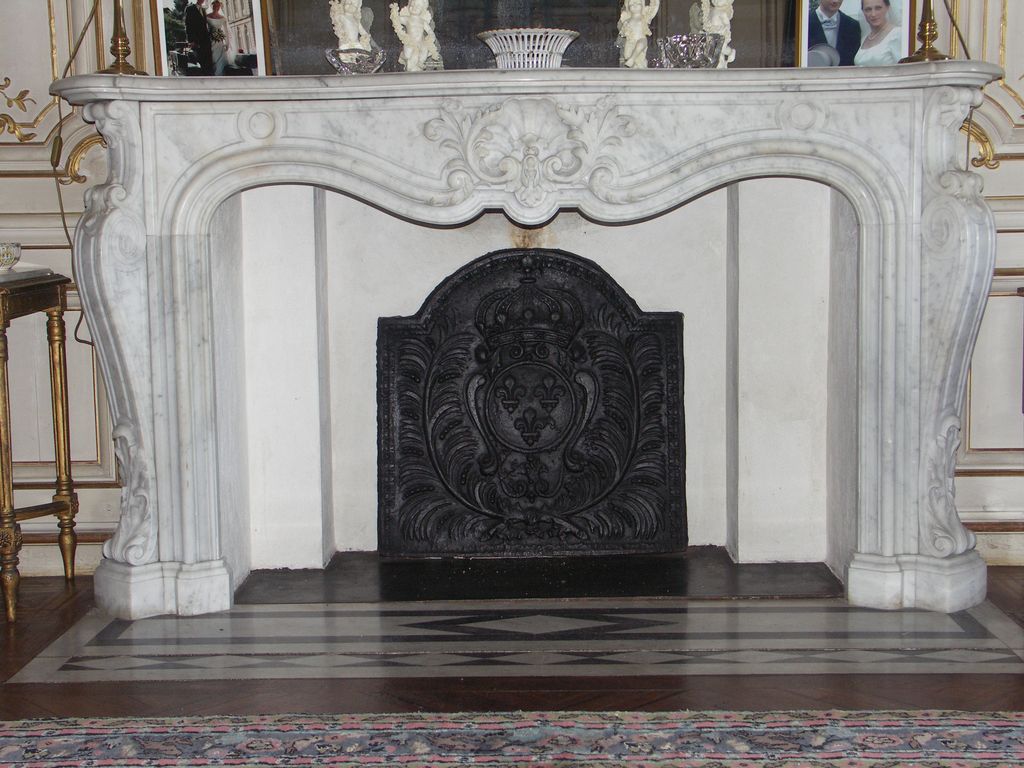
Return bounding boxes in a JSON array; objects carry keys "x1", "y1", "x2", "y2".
[{"x1": 377, "y1": 248, "x2": 685, "y2": 557}]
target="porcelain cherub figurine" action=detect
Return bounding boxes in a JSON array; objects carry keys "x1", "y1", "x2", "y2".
[
  {"x1": 330, "y1": 0, "x2": 374, "y2": 51},
  {"x1": 389, "y1": 0, "x2": 442, "y2": 71},
  {"x1": 702, "y1": 0, "x2": 735, "y2": 68},
  {"x1": 618, "y1": 0, "x2": 661, "y2": 68}
]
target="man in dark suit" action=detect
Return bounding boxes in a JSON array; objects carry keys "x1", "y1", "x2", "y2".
[
  {"x1": 807, "y1": 0, "x2": 861, "y2": 66},
  {"x1": 184, "y1": 0, "x2": 214, "y2": 75}
]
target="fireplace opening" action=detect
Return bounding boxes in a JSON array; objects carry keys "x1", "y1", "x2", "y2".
[
  {"x1": 377, "y1": 248, "x2": 687, "y2": 557},
  {"x1": 223, "y1": 180, "x2": 850, "y2": 586}
]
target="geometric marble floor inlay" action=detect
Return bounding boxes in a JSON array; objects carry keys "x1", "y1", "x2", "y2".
[{"x1": 11, "y1": 598, "x2": 1024, "y2": 683}]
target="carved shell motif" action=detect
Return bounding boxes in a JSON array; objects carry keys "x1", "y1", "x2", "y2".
[{"x1": 424, "y1": 96, "x2": 637, "y2": 208}]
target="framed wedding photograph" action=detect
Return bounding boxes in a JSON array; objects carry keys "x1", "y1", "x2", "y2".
[
  {"x1": 152, "y1": 0, "x2": 269, "y2": 76},
  {"x1": 800, "y1": 0, "x2": 914, "y2": 67}
]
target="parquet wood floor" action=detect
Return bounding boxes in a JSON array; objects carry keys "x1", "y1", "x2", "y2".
[{"x1": 1, "y1": 567, "x2": 1022, "y2": 717}]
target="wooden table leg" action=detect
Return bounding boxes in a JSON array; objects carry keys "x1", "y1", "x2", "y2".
[
  {"x1": 0, "y1": 323, "x2": 20, "y2": 621},
  {"x1": 47, "y1": 304, "x2": 76, "y2": 581}
]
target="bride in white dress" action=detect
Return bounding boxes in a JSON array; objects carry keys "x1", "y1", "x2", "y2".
[
  {"x1": 854, "y1": 0, "x2": 902, "y2": 66},
  {"x1": 207, "y1": 0, "x2": 236, "y2": 75}
]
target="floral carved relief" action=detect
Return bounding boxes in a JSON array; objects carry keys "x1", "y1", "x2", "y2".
[
  {"x1": 105, "y1": 422, "x2": 155, "y2": 566},
  {"x1": 925, "y1": 414, "x2": 977, "y2": 557}
]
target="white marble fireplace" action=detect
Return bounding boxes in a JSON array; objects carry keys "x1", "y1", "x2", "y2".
[{"x1": 53, "y1": 62, "x2": 1000, "y2": 618}]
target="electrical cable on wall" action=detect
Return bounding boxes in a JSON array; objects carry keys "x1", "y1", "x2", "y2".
[
  {"x1": 942, "y1": 0, "x2": 971, "y2": 60},
  {"x1": 938, "y1": 0, "x2": 978, "y2": 171},
  {"x1": 52, "y1": 0, "x2": 101, "y2": 347}
]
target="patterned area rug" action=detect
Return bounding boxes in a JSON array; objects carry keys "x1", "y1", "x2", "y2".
[{"x1": 2, "y1": 710, "x2": 1024, "y2": 766}]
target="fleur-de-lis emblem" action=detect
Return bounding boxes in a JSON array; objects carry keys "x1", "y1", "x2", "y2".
[
  {"x1": 514, "y1": 407, "x2": 548, "y2": 446},
  {"x1": 534, "y1": 374, "x2": 566, "y2": 413},
  {"x1": 496, "y1": 375, "x2": 525, "y2": 413}
]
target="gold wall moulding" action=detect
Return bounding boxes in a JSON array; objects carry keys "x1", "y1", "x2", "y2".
[
  {"x1": 974, "y1": 149, "x2": 1024, "y2": 169},
  {"x1": 58, "y1": 133, "x2": 106, "y2": 185},
  {"x1": 1, "y1": 78, "x2": 38, "y2": 143},
  {"x1": 0, "y1": 133, "x2": 106, "y2": 184},
  {"x1": 962, "y1": 119, "x2": 999, "y2": 169},
  {"x1": 960, "y1": 119, "x2": 1024, "y2": 169}
]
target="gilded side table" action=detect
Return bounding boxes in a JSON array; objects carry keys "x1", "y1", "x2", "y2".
[{"x1": 0, "y1": 271, "x2": 78, "y2": 622}]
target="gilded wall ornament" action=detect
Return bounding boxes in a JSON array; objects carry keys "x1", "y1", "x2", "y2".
[
  {"x1": 0, "y1": 77, "x2": 37, "y2": 142},
  {"x1": 59, "y1": 133, "x2": 106, "y2": 185}
]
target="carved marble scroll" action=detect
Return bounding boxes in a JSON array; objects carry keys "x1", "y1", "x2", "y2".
[{"x1": 76, "y1": 100, "x2": 157, "y2": 567}]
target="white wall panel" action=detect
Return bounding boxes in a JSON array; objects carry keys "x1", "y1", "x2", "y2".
[
  {"x1": 240, "y1": 186, "x2": 329, "y2": 570},
  {"x1": 955, "y1": 0, "x2": 1024, "y2": 556},
  {"x1": 967, "y1": 293, "x2": 1024, "y2": 452},
  {"x1": 734, "y1": 179, "x2": 831, "y2": 563}
]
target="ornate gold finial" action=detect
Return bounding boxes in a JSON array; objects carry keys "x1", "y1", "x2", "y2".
[
  {"x1": 98, "y1": 0, "x2": 148, "y2": 75},
  {"x1": 900, "y1": 0, "x2": 950, "y2": 63}
]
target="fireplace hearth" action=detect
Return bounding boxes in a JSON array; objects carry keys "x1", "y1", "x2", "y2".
[{"x1": 378, "y1": 248, "x2": 686, "y2": 557}]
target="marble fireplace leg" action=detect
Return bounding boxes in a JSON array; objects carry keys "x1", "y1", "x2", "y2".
[
  {"x1": 847, "y1": 552, "x2": 987, "y2": 612},
  {"x1": 72, "y1": 99, "x2": 235, "y2": 618},
  {"x1": 94, "y1": 559, "x2": 232, "y2": 618}
]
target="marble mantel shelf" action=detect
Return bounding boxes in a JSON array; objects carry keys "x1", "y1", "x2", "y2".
[
  {"x1": 52, "y1": 63, "x2": 1002, "y2": 618},
  {"x1": 55, "y1": 64, "x2": 999, "y2": 99}
]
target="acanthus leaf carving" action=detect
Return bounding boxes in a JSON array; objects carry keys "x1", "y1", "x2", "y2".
[
  {"x1": 924, "y1": 414, "x2": 975, "y2": 558},
  {"x1": 923, "y1": 85, "x2": 985, "y2": 197},
  {"x1": 424, "y1": 96, "x2": 637, "y2": 208},
  {"x1": 104, "y1": 422, "x2": 156, "y2": 565}
]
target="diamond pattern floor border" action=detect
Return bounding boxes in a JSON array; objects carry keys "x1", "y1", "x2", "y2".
[{"x1": 10, "y1": 597, "x2": 1024, "y2": 683}]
